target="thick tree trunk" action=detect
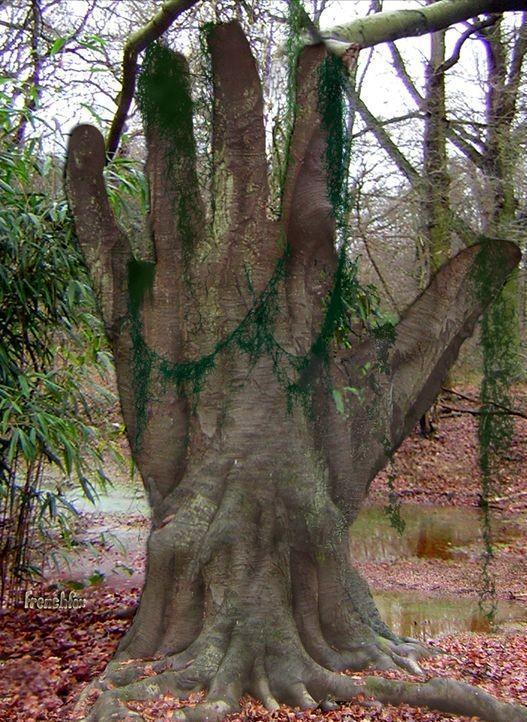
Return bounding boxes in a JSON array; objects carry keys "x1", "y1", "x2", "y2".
[{"x1": 66, "y1": 21, "x2": 525, "y2": 722}]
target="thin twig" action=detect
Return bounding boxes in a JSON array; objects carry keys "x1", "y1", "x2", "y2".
[
  {"x1": 440, "y1": 403, "x2": 521, "y2": 417},
  {"x1": 441, "y1": 387, "x2": 527, "y2": 419}
]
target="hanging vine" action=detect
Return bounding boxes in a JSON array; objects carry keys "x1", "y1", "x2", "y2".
[{"x1": 474, "y1": 244, "x2": 517, "y2": 622}]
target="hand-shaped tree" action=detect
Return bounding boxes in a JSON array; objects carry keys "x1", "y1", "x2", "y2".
[{"x1": 66, "y1": 21, "x2": 525, "y2": 722}]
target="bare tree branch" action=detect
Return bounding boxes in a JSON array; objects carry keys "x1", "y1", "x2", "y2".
[
  {"x1": 318, "y1": 0, "x2": 527, "y2": 56},
  {"x1": 106, "y1": 0, "x2": 200, "y2": 159},
  {"x1": 442, "y1": 386, "x2": 527, "y2": 418},
  {"x1": 388, "y1": 42, "x2": 424, "y2": 107},
  {"x1": 350, "y1": 111, "x2": 424, "y2": 140},
  {"x1": 352, "y1": 88, "x2": 480, "y2": 245},
  {"x1": 440, "y1": 403, "x2": 527, "y2": 417},
  {"x1": 437, "y1": 15, "x2": 500, "y2": 72},
  {"x1": 446, "y1": 125, "x2": 487, "y2": 168}
]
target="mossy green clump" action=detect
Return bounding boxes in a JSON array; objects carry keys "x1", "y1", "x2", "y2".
[
  {"x1": 137, "y1": 42, "x2": 194, "y2": 155},
  {"x1": 128, "y1": 259, "x2": 156, "y2": 449},
  {"x1": 314, "y1": 55, "x2": 395, "y2": 369},
  {"x1": 137, "y1": 42, "x2": 199, "y2": 264},
  {"x1": 317, "y1": 54, "x2": 350, "y2": 231}
]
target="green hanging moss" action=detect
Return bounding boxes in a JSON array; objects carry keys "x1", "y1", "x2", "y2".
[
  {"x1": 137, "y1": 42, "x2": 198, "y2": 264},
  {"x1": 128, "y1": 259, "x2": 155, "y2": 449},
  {"x1": 316, "y1": 49, "x2": 403, "y2": 532},
  {"x1": 314, "y1": 54, "x2": 395, "y2": 363},
  {"x1": 472, "y1": 241, "x2": 517, "y2": 622},
  {"x1": 317, "y1": 54, "x2": 350, "y2": 229},
  {"x1": 137, "y1": 42, "x2": 194, "y2": 155}
]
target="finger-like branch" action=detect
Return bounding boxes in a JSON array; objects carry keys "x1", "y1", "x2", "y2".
[
  {"x1": 106, "y1": 0, "x2": 199, "y2": 159},
  {"x1": 65, "y1": 124, "x2": 132, "y2": 338},
  {"x1": 206, "y1": 21, "x2": 271, "y2": 297},
  {"x1": 282, "y1": 45, "x2": 340, "y2": 350},
  {"x1": 139, "y1": 46, "x2": 204, "y2": 278},
  {"x1": 282, "y1": 45, "x2": 336, "y2": 244}
]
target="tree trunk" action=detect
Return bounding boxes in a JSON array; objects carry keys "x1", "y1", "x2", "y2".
[
  {"x1": 420, "y1": 13, "x2": 452, "y2": 435},
  {"x1": 65, "y1": 22, "x2": 525, "y2": 722},
  {"x1": 479, "y1": 14, "x2": 527, "y2": 382}
]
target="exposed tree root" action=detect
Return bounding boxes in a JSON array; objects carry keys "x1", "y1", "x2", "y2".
[
  {"x1": 73, "y1": 465, "x2": 527, "y2": 722},
  {"x1": 361, "y1": 675, "x2": 527, "y2": 722},
  {"x1": 75, "y1": 625, "x2": 527, "y2": 722}
]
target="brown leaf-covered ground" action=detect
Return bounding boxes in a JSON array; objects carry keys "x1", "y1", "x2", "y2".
[{"x1": 1, "y1": 388, "x2": 526, "y2": 721}]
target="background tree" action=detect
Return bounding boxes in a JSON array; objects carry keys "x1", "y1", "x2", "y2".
[
  {"x1": 64, "y1": 3, "x2": 526, "y2": 722},
  {"x1": 0, "y1": 96, "x2": 118, "y2": 608},
  {"x1": 0, "y1": 1, "x2": 155, "y2": 605}
]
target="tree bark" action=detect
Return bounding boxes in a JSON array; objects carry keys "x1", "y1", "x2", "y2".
[{"x1": 66, "y1": 22, "x2": 524, "y2": 722}]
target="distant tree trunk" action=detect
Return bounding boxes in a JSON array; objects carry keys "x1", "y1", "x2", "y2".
[
  {"x1": 420, "y1": 12, "x2": 451, "y2": 435},
  {"x1": 66, "y1": 22, "x2": 524, "y2": 722},
  {"x1": 13, "y1": 0, "x2": 43, "y2": 146},
  {"x1": 480, "y1": 14, "x2": 527, "y2": 381}
]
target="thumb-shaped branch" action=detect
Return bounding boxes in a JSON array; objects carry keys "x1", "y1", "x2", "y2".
[
  {"x1": 328, "y1": 240, "x2": 520, "y2": 512},
  {"x1": 65, "y1": 124, "x2": 132, "y2": 339}
]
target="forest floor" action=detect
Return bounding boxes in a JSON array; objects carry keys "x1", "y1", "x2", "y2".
[{"x1": 1, "y1": 385, "x2": 526, "y2": 722}]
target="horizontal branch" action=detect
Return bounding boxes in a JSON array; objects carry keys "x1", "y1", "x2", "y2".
[
  {"x1": 440, "y1": 402, "x2": 524, "y2": 417},
  {"x1": 442, "y1": 386, "x2": 527, "y2": 418},
  {"x1": 319, "y1": 0, "x2": 526, "y2": 55},
  {"x1": 351, "y1": 111, "x2": 423, "y2": 140}
]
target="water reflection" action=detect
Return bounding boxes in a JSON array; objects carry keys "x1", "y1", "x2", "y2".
[
  {"x1": 374, "y1": 590, "x2": 526, "y2": 640},
  {"x1": 349, "y1": 504, "x2": 520, "y2": 562}
]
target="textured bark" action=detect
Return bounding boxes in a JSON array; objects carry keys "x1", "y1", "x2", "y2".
[
  {"x1": 66, "y1": 22, "x2": 524, "y2": 722},
  {"x1": 423, "y1": 19, "x2": 451, "y2": 274},
  {"x1": 420, "y1": 10, "x2": 452, "y2": 432}
]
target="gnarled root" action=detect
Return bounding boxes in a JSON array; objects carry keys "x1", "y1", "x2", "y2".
[
  {"x1": 75, "y1": 614, "x2": 527, "y2": 722},
  {"x1": 74, "y1": 495, "x2": 527, "y2": 722},
  {"x1": 360, "y1": 675, "x2": 527, "y2": 722}
]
